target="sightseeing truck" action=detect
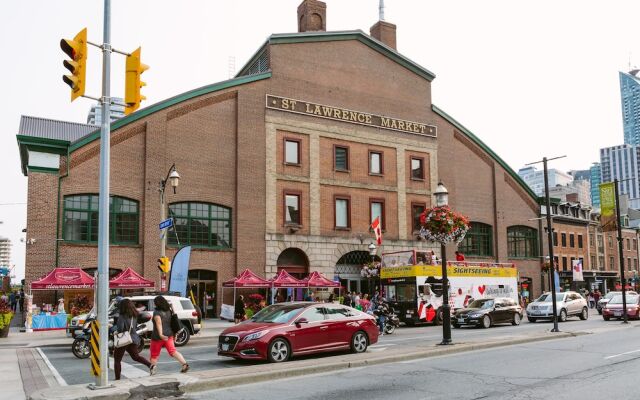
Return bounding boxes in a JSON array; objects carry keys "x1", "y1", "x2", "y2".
[{"x1": 380, "y1": 250, "x2": 519, "y2": 325}]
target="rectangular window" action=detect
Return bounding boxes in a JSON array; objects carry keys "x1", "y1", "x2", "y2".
[
  {"x1": 610, "y1": 256, "x2": 615, "y2": 270},
  {"x1": 635, "y1": 259, "x2": 638, "y2": 270},
  {"x1": 369, "y1": 151, "x2": 383, "y2": 175},
  {"x1": 609, "y1": 236, "x2": 613, "y2": 248},
  {"x1": 561, "y1": 233, "x2": 567, "y2": 247},
  {"x1": 578, "y1": 235, "x2": 583, "y2": 249},
  {"x1": 553, "y1": 231, "x2": 558, "y2": 246},
  {"x1": 284, "y1": 139, "x2": 300, "y2": 165},
  {"x1": 591, "y1": 255, "x2": 596, "y2": 269},
  {"x1": 335, "y1": 196, "x2": 350, "y2": 229},
  {"x1": 628, "y1": 257, "x2": 632, "y2": 271},
  {"x1": 627, "y1": 238, "x2": 631, "y2": 250},
  {"x1": 334, "y1": 146, "x2": 349, "y2": 171},
  {"x1": 284, "y1": 192, "x2": 301, "y2": 225},
  {"x1": 562, "y1": 257, "x2": 568, "y2": 271},
  {"x1": 369, "y1": 199, "x2": 385, "y2": 230},
  {"x1": 410, "y1": 157, "x2": 424, "y2": 180},
  {"x1": 569, "y1": 234, "x2": 575, "y2": 248},
  {"x1": 634, "y1": 239, "x2": 637, "y2": 250},
  {"x1": 411, "y1": 203, "x2": 426, "y2": 232}
]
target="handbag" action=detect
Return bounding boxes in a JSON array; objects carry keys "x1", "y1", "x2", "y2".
[
  {"x1": 170, "y1": 309, "x2": 182, "y2": 334},
  {"x1": 114, "y1": 317, "x2": 134, "y2": 348}
]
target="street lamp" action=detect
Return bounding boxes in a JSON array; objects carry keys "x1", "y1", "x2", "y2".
[
  {"x1": 160, "y1": 164, "x2": 180, "y2": 290},
  {"x1": 434, "y1": 182, "x2": 453, "y2": 345},
  {"x1": 368, "y1": 242, "x2": 377, "y2": 295}
]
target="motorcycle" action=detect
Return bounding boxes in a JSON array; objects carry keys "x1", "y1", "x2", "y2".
[
  {"x1": 384, "y1": 307, "x2": 400, "y2": 335},
  {"x1": 72, "y1": 312, "x2": 152, "y2": 359}
]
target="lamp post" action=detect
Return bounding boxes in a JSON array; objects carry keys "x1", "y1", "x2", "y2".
[
  {"x1": 160, "y1": 164, "x2": 180, "y2": 290},
  {"x1": 368, "y1": 242, "x2": 377, "y2": 295},
  {"x1": 434, "y1": 182, "x2": 452, "y2": 345}
]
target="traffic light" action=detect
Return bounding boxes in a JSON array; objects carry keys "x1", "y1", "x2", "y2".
[
  {"x1": 60, "y1": 28, "x2": 88, "y2": 101},
  {"x1": 157, "y1": 257, "x2": 170, "y2": 274},
  {"x1": 124, "y1": 47, "x2": 149, "y2": 115}
]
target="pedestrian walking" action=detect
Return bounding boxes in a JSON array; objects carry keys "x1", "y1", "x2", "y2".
[
  {"x1": 113, "y1": 299, "x2": 151, "y2": 380},
  {"x1": 149, "y1": 296, "x2": 189, "y2": 375},
  {"x1": 374, "y1": 296, "x2": 389, "y2": 335},
  {"x1": 19, "y1": 289, "x2": 24, "y2": 313},
  {"x1": 234, "y1": 295, "x2": 246, "y2": 324},
  {"x1": 354, "y1": 292, "x2": 361, "y2": 310},
  {"x1": 587, "y1": 292, "x2": 595, "y2": 309},
  {"x1": 343, "y1": 292, "x2": 352, "y2": 307},
  {"x1": 593, "y1": 289, "x2": 601, "y2": 307},
  {"x1": 9, "y1": 292, "x2": 16, "y2": 313}
]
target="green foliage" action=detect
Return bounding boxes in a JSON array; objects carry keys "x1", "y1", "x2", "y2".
[{"x1": 0, "y1": 299, "x2": 13, "y2": 330}]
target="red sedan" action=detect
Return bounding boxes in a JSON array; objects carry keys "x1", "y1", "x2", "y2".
[
  {"x1": 603, "y1": 294, "x2": 640, "y2": 320},
  {"x1": 218, "y1": 302, "x2": 379, "y2": 362}
]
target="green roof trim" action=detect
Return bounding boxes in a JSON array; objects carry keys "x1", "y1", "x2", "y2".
[
  {"x1": 432, "y1": 104, "x2": 538, "y2": 202},
  {"x1": 238, "y1": 30, "x2": 435, "y2": 82},
  {"x1": 27, "y1": 166, "x2": 59, "y2": 175},
  {"x1": 70, "y1": 72, "x2": 272, "y2": 152},
  {"x1": 17, "y1": 135, "x2": 69, "y2": 176}
]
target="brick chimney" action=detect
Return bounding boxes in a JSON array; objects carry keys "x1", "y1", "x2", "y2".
[
  {"x1": 297, "y1": 0, "x2": 326, "y2": 32},
  {"x1": 370, "y1": 20, "x2": 397, "y2": 50}
]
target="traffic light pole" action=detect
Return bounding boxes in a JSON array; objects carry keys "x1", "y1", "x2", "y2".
[
  {"x1": 160, "y1": 184, "x2": 167, "y2": 291},
  {"x1": 614, "y1": 179, "x2": 629, "y2": 323},
  {"x1": 95, "y1": 0, "x2": 111, "y2": 387}
]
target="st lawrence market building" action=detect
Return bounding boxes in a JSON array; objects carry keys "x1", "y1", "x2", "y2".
[{"x1": 17, "y1": 0, "x2": 544, "y2": 315}]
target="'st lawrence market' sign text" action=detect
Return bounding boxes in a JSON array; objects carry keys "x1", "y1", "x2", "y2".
[{"x1": 266, "y1": 95, "x2": 437, "y2": 137}]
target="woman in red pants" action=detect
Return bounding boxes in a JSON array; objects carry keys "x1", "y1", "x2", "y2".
[{"x1": 149, "y1": 296, "x2": 189, "y2": 375}]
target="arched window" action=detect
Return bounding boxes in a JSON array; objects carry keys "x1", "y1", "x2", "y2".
[
  {"x1": 168, "y1": 202, "x2": 232, "y2": 248},
  {"x1": 507, "y1": 226, "x2": 538, "y2": 258},
  {"x1": 458, "y1": 222, "x2": 493, "y2": 257},
  {"x1": 63, "y1": 195, "x2": 139, "y2": 244}
]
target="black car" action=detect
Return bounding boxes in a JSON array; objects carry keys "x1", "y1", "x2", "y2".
[{"x1": 453, "y1": 297, "x2": 522, "y2": 328}]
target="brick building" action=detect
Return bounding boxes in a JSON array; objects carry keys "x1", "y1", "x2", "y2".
[{"x1": 17, "y1": 0, "x2": 546, "y2": 312}]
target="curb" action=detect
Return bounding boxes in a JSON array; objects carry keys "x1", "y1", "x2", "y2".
[{"x1": 28, "y1": 330, "x2": 589, "y2": 400}]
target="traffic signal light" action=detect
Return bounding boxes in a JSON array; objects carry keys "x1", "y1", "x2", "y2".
[
  {"x1": 125, "y1": 47, "x2": 149, "y2": 115},
  {"x1": 60, "y1": 28, "x2": 88, "y2": 101},
  {"x1": 157, "y1": 257, "x2": 170, "y2": 274}
]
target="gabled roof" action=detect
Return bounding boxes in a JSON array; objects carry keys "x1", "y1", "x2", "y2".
[
  {"x1": 238, "y1": 30, "x2": 436, "y2": 82},
  {"x1": 19, "y1": 115, "x2": 97, "y2": 142}
]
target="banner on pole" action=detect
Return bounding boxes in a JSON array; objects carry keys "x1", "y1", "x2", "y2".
[
  {"x1": 600, "y1": 182, "x2": 617, "y2": 232},
  {"x1": 572, "y1": 259, "x2": 584, "y2": 282},
  {"x1": 169, "y1": 246, "x2": 192, "y2": 297}
]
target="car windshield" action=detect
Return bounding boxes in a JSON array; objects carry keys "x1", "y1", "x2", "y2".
[
  {"x1": 605, "y1": 292, "x2": 620, "y2": 300},
  {"x1": 609, "y1": 295, "x2": 639, "y2": 304},
  {"x1": 467, "y1": 299, "x2": 494, "y2": 309},
  {"x1": 250, "y1": 304, "x2": 306, "y2": 323},
  {"x1": 536, "y1": 293, "x2": 564, "y2": 302}
]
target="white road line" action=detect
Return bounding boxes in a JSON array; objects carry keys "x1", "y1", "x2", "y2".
[
  {"x1": 604, "y1": 349, "x2": 640, "y2": 359},
  {"x1": 36, "y1": 347, "x2": 67, "y2": 386},
  {"x1": 369, "y1": 343, "x2": 397, "y2": 348},
  {"x1": 109, "y1": 356, "x2": 149, "y2": 378}
]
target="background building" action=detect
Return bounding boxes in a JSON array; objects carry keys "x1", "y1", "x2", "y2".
[
  {"x1": 620, "y1": 70, "x2": 640, "y2": 146},
  {"x1": 590, "y1": 163, "x2": 601, "y2": 208},
  {"x1": 87, "y1": 97, "x2": 125, "y2": 125},
  {"x1": 518, "y1": 166, "x2": 573, "y2": 197},
  {"x1": 599, "y1": 144, "x2": 640, "y2": 208},
  {"x1": 0, "y1": 237, "x2": 10, "y2": 267}
]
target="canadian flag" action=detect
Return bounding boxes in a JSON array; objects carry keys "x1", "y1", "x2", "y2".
[{"x1": 371, "y1": 216, "x2": 382, "y2": 245}]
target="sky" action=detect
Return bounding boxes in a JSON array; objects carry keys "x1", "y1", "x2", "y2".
[{"x1": 1, "y1": 0, "x2": 638, "y2": 281}]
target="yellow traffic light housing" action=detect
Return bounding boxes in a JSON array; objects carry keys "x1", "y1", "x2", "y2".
[
  {"x1": 125, "y1": 47, "x2": 149, "y2": 115},
  {"x1": 157, "y1": 257, "x2": 170, "y2": 274},
  {"x1": 60, "y1": 28, "x2": 88, "y2": 101}
]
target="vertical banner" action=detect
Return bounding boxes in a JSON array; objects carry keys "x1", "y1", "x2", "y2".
[
  {"x1": 572, "y1": 259, "x2": 584, "y2": 282},
  {"x1": 169, "y1": 246, "x2": 192, "y2": 297},
  {"x1": 554, "y1": 269, "x2": 561, "y2": 292},
  {"x1": 600, "y1": 182, "x2": 617, "y2": 232}
]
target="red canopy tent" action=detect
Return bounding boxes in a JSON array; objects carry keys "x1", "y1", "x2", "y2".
[
  {"x1": 109, "y1": 267, "x2": 154, "y2": 289},
  {"x1": 304, "y1": 271, "x2": 340, "y2": 288},
  {"x1": 270, "y1": 269, "x2": 308, "y2": 302},
  {"x1": 223, "y1": 269, "x2": 271, "y2": 288},
  {"x1": 31, "y1": 267, "x2": 95, "y2": 290}
]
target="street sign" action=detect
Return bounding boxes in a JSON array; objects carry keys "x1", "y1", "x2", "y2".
[{"x1": 159, "y1": 218, "x2": 173, "y2": 230}]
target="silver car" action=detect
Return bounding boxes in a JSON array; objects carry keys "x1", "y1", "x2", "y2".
[{"x1": 526, "y1": 291, "x2": 589, "y2": 322}]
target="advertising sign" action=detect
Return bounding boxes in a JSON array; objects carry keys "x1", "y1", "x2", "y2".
[
  {"x1": 600, "y1": 182, "x2": 617, "y2": 232},
  {"x1": 169, "y1": 246, "x2": 191, "y2": 297}
]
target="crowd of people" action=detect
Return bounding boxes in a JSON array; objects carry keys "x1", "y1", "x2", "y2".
[{"x1": 0, "y1": 289, "x2": 25, "y2": 313}]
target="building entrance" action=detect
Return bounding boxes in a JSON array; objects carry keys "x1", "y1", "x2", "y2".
[{"x1": 188, "y1": 269, "x2": 217, "y2": 318}]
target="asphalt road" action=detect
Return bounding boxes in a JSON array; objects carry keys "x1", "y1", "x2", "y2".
[
  {"x1": 38, "y1": 308, "x2": 619, "y2": 386},
  {"x1": 190, "y1": 315, "x2": 640, "y2": 400}
]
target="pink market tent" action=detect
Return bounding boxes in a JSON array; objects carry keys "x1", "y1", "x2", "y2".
[
  {"x1": 304, "y1": 271, "x2": 340, "y2": 288},
  {"x1": 31, "y1": 267, "x2": 95, "y2": 290},
  {"x1": 109, "y1": 267, "x2": 154, "y2": 289},
  {"x1": 270, "y1": 270, "x2": 307, "y2": 288},
  {"x1": 223, "y1": 269, "x2": 271, "y2": 288}
]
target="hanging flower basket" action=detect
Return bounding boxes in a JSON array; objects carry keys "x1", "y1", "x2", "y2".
[
  {"x1": 418, "y1": 206, "x2": 470, "y2": 244},
  {"x1": 361, "y1": 262, "x2": 381, "y2": 278}
]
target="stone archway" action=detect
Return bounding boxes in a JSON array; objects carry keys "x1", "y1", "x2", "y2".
[
  {"x1": 277, "y1": 247, "x2": 310, "y2": 279},
  {"x1": 334, "y1": 249, "x2": 380, "y2": 295}
]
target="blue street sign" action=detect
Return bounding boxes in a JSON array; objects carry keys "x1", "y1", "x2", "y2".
[{"x1": 159, "y1": 218, "x2": 173, "y2": 230}]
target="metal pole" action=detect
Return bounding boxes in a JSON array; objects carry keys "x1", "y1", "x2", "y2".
[
  {"x1": 160, "y1": 184, "x2": 167, "y2": 291},
  {"x1": 614, "y1": 179, "x2": 629, "y2": 323},
  {"x1": 543, "y1": 157, "x2": 560, "y2": 332},
  {"x1": 96, "y1": 0, "x2": 111, "y2": 386},
  {"x1": 440, "y1": 242, "x2": 452, "y2": 344}
]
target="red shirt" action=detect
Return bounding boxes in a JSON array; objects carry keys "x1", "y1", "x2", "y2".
[{"x1": 456, "y1": 253, "x2": 465, "y2": 261}]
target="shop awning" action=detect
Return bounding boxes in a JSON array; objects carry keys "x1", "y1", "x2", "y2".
[
  {"x1": 109, "y1": 267, "x2": 155, "y2": 289},
  {"x1": 304, "y1": 271, "x2": 340, "y2": 288},
  {"x1": 270, "y1": 269, "x2": 307, "y2": 288},
  {"x1": 31, "y1": 267, "x2": 95, "y2": 290},
  {"x1": 222, "y1": 269, "x2": 271, "y2": 288}
]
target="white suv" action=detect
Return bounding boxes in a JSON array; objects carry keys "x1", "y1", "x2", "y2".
[
  {"x1": 128, "y1": 295, "x2": 201, "y2": 346},
  {"x1": 526, "y1": 291, "x2": 588, "y2": 322}
]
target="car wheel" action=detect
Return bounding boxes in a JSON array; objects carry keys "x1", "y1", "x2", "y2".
[
  {"x1": 559, "y1": 309, "x2": 567, "y2": 322},
  {"x1": 351, "y1": 331, "x2": 369, "y2": 353},
  {"x1": 603, "y1": 316, "x2": 610, "y2": 321},
  {"x1": 174, "y1": 328, "x2": 190, "y2": 347},
  {"x1": 267, "y1": 338, "x2": 290, "y2": 363},
  {"x1": 527, "y1": 317, "x2": 537, "y2": 323},
  {"x1": 481, "y1": 315, "x2": 491, "y2": 329},
  {"x1": 512, "y1": 313, "x2": 521, "y2": 326},
  {"x1": 579, "y1": 307, "x2": 588, "y2": 320}
]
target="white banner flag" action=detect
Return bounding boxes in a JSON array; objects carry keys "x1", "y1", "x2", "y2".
[{"x1": 572, "y1": 259, "x2": 584, "y2": 282}]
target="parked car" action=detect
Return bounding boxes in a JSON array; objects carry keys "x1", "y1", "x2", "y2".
[
  {"x1": 453, "y1": 297, "x2": 522, "y2": 329},
  {"x1": 526, "y1": 291, "x2": 588, "y2": 322},
  {"x1": 218, "y1": 302, "x2": 379, "y2": 363},
  {"x1": 597, "y1": 291, "x2": 638, "y2": 314},
  {"x1": 603, "y1": 294, "x2": 640, "y2": 320}
]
